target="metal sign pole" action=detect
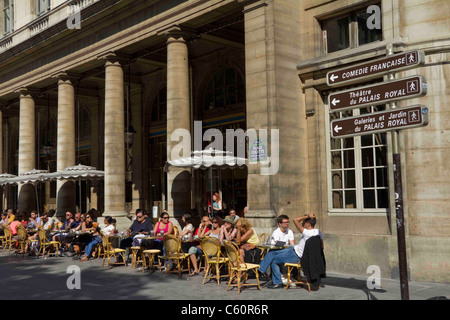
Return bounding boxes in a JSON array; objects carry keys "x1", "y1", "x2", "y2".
[{"x1": 387, "y1": 43, "x2": 410, "y2": 300}]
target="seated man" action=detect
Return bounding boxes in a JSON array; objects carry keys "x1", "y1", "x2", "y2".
[
  {"x1": 0, "y1": 212, "x2": 8, "y2": 236},
  {"x1": 258, "y1": 212, "x2": 322, "y2": 289},
  {"x1": 53, "y1": 211, "x2": 74, "y2": 254},
  {"x1": 229, "y1": 210, "x2": 240, "y2": 223},
  {"x1": 28, "y1": 210, "x2": 41, "y2": 229},
  {"x1": 27, "y1": 212, "x2": 54, "y2": 255},
  {"x1": 119, "y1": 211, "x2": 152, "y2": 261},
  {"x1": 270, "y1": 215, "x2": 295, "y2": 246}
]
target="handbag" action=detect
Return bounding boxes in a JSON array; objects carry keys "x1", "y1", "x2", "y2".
[{"x1": 240, "y1": 243, "x2": 256, "y2": 251}]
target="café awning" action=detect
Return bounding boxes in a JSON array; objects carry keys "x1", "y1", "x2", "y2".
[{"x1": 164, "y1": 149, "x2": 247, "y2": 172}]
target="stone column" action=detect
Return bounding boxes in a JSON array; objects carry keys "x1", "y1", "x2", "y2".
[
  {"x1": 164, "y1": 27, "x2": 192, "y2": 225},
  {"x1": 99, "y1": 52, "x2": 128, "y2": 230},
  {"x1": 15, "y1": 88, "x2": 37, "y2": 213},
  {"x1": 54, "y1": 72, "x2": 77, "y2": 218},
  {"x1": 242, "y1": 1, "x2": 277, "y2": 235}
]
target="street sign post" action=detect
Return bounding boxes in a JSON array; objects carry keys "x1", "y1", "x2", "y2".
[
  {"x1": 326, "y1": 50, "x2": 425, "y2": 86},
  {"x1": 328, "y1": 75, "x2": 427, "y2": 112},
  {"x1": 331, "y1": 105, "x2": 428, "y2": 139},
  {"x1": 326, "y1": 44, "x2": 430, "y2": 300}
]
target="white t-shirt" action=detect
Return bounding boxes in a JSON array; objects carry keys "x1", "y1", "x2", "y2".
[
  {"x1": 270, "y1": 227, "x2": 294, "y2": 244},
  {"x1": 181, "y1": 223, "x2": 194, "y2": 241},
  {"x1": 294, "y1": 228, "x2": 322, "y2": 258},
  {"x1": 102, "y1": 224, "x2": 115, "y2": 236}
]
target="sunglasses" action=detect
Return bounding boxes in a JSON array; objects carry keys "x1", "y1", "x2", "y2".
[
  {"x1": 202, "y1": 220, "x2": 208, "y2": 222},
  {"x1": 136, "y1": 215, "x2": 143, "y2": 219},
  {"x1": 212, "y1": 221, "x2": 218, "y2": 224},
  {"x1": 162, "y1": 216, "x2": 169, "y2": 219}
]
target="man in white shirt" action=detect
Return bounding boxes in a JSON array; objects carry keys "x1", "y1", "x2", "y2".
[
  {"x1": 259, "y1": 212, "x2": 321, "y2": 289},
  {"x1": 270, "y1": 215, "x2": 295, "y2": 245}
]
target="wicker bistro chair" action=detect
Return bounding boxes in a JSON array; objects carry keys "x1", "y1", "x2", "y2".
[
  {"x1": 37, "y1": 227, "x2": 61, "y2": 260},
  {"x1": 223, "y1": 241, "x2": 261, "y2": 294},
  {"x1": 15, "y1": 224, "x2": 28, "y2": 257},
  {"x1": 201, "y1": 237, "x2": 229, "y2": 285},
  {"x1": 1, "y1": 225, "x2": 14, "y2": 254},
  {"x1": 284, "y1": 260, "x2": 311, "y2": 291},
  {"x1": 158, "y1": 234, "x2": 190, "y2": 278},
  {"x1": 100, "y1": 232, "x2": 126, "y2": 268},
  {"x1": 258, "y1": 233, "x2": 269, "y2": 259}
]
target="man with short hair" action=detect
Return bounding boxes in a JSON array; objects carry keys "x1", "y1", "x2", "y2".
[
  {"x1": 52, "y1": 212, "x2": 74, "y2": 253},
  {"x1": 258, "y1": 212, "x2": 322, "y2": 289},
  {"x1": 119, "y1": 211, "x2": 152, "y2": 261},
  {"x1": 270, "y1": 215, "x2": 295, "y2": 246},
  {"x1": 229, "y1": 210, "x2": 239, "y2": 223},
  {"x1": 28, "y1": 210, "x2": 41, "y2": 229}
]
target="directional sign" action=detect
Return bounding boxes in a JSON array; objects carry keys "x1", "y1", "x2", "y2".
[
  {"x1": 328, "y1": 75, "x2": 427, "y2": 112},
  {"x1": 327, "y1": 50, "x2": 425, "y2": 86},
  {"x1": 331, "y1": 105, "x2": 429, "y2": 139}
]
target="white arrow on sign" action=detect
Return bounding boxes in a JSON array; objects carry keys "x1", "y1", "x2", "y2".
[
  {"x1": 332, "y1": 98, "x2": 340, "y2": 106},
  {"x1": 329, "y1": 74, "x2": 338, "y2": 82},
  {"x1": 334, "y1": 125, "x2": 342, "y2": 133}
]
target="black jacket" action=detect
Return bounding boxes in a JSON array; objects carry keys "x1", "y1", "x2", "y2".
[{"x1": 300, "y1": 235, "x2": 326, "y2": 287}]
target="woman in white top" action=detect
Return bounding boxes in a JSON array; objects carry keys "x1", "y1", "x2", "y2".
[
  {"x1": 178, "y1": 213, "x2": 194, "y2": 241},
  {"x1": 101, "y1": 216, "x2": 115, "y2": 236}
]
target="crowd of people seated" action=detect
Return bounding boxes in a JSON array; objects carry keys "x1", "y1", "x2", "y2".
[{"x1": 0, "y1": 205, "x2": 325, "y2": 291}]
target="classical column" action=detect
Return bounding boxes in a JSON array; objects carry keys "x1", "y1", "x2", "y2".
[
  {"x1": 99, "y1": 52, "x2": 128, "y2": 230},
  {"x1": 165, "y1": 27, "x2": 192, "y2": 224},
  {"x1": 53, "y1": 72, "x2": 78, "y2": 218},
  {"x1": 15, "y1": 88, "x2": 37, "y2": 213}
]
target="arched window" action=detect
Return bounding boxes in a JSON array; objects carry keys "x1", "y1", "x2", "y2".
[
  {"x1": 204, "y1": 67, "x2": 245, "y2": 110},
  {"x1": 151, "y1": 87, "x2": 167, "y2": 122}
]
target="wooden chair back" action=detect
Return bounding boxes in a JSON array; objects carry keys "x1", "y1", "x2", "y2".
[
  {"x1": 173, "y1": 225, "x2": 179, "y2": 237},
  {"x1": 16, "y1": 224, "x2": 27, "y2": 241},
  {"x1": 201, "y1": 237, "x2": 221, "y2": 259},
  {"x1": 3, "y1": 225, "x2": 12, "y2": 239},
  {"x1": 163, "y1": 234, "x2": 181, "y2": 256},
  {"x1": 223, "y1": 241, "x2": 241, "y2": 269},
  {"x1": 100, "y1": 232, "x2": 112, "y2": 251},
  {"x1": 37, "y1": 227, "x2": 48, "y2": 243},
  {"x1": 259, "y1": 233, "x2": 268, "y2": 244}
]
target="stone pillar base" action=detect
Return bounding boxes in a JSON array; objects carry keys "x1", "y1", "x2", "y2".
[{"x1": 245, "y1": 209, "x2": 277, "y2": 237}]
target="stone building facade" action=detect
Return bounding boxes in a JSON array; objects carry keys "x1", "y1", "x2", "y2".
[{"x1": 0, "y1": 0, "x2": 448, "y2": 282}]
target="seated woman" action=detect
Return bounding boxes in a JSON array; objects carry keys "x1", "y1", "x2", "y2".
[
  {"x1": 188, "y1": 216, "x2": 215, "y2": 275},
  {"x1": 9, "y1": 213, "x2": 23, "y2": 238},
  {"x1": 235, "y1": 217, "x2": 261, "y2": 264},
  {"x1": 153, "y1": 211, "x2": 174, "y2": 252},
  {"x1": 179, "y1": 213, "x2": 194, "y2": 253},
  {"x1": 219, "y1": 216, "x2": 238, "y2": 243},
  {"x1": 80, "y1": 214, "x2": 114, "y2": 261}
]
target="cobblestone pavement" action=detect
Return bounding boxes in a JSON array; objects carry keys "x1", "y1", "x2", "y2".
[{"x1": 1, "y1": 252, "x2": 448, "y2": 301}]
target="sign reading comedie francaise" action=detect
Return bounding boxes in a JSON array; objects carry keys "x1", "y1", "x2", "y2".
[
  {"x1": 330, "y1": 105, "x2": 428, "y2": 139},
  {"x1": 326, "y1": 50, "x2": 425, "y2": 86},
  {"x1": 328, "y1": 75, "x2": 427, "y2": 112}
]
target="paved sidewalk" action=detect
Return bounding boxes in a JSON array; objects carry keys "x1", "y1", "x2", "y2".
[{"x1": 0, "y1": 253, "x2": 448, "y2": 300}]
